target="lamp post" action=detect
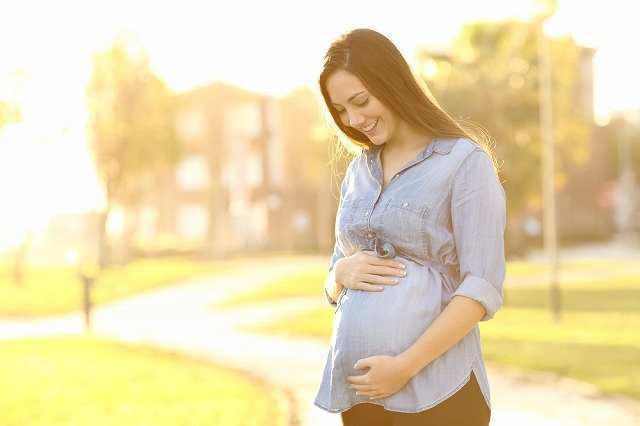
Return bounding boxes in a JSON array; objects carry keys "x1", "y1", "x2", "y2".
[
  {"x1": 66, "y1": 249, "x2": 98, "y2": 331},
  {"x1": 616, "y1": 120, "x2": 639, "y2": 246},
  {"x1": 535, "y1": 0, "x2": 561, "y2": 322}
]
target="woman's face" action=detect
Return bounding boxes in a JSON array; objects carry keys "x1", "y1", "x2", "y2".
[{"x1": 325, "y1": 69, "x2": 399, "y2": 146}]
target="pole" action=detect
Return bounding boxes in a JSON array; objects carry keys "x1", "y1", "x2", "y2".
[
  {"x1": 81, "y1": 273, "x2": 94, "y2": 331},
  {"x1": 537, "y1": 20, "x2": 561, "y2": 322}
]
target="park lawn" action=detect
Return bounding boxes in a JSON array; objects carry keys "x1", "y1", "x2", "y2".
[
  {"x1": 235, "y1": 261, "x2": 640, "y2": 401},
  {"x1": 0, "y1": 257, "x2": 249, "y2": 318},
  {"x1": 0, "y1": 335, "x2": 286, "y2": 426}
]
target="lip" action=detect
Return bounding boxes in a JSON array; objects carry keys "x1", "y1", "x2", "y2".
[{"x1": 361, "y1": 118, "x2": 379, "y2": 133}]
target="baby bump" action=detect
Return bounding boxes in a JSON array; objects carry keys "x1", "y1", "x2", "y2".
[{"x1": 331, "y1": 263, "x2": 443, "y2": 375}]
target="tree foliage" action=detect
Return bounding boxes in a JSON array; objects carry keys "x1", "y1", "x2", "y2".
[
  {"x1": 87, "y1": 32, "x2": 180, "y2": 206},
  {"x1": 422, "y1": 20, "x2": 593, "y2": 220},
  {"x1": 0, "y1": 100, "x2": 21, "y2": 129},
  {"x1": 86, "y1": 32, "x2": 180, "y2": 265}
]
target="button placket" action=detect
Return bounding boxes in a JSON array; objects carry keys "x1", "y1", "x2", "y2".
[
  {"x1": 363, "y1": 163, "x2": 385, "y2": 245},
  {"x1": 365, "y1": 203, "x2": 376, "y2": 245}
]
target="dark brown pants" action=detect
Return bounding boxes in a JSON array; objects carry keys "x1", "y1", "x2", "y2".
[{"x1": 340, "y1": 372, "x2": 491, "y2": 426}]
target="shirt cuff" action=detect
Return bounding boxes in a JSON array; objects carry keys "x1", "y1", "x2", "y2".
[{"x1": 452, "y1": 275, "x2": 503, "y2": 321}]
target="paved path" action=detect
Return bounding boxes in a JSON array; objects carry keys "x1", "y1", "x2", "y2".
[{"x1": 1, "y1": 255, "x2": 639, "y2": 425}]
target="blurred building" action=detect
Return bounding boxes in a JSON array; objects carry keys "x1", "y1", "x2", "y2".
[
  {"x1": 125, "y1": 82, "x2": 283, "y2": 256},
  {"x1": 120, "y1": 82, "x2": 333, "y2": 258}
]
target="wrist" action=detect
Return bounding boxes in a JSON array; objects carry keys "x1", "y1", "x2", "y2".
[
  {"x1": 325, "y1": 268, "x2": 345, "y2": 302},
  {"x1": 396, "y1": 349, "x2": 429, "y2": 379}
]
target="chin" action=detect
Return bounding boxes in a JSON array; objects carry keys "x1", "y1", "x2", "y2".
[{"x1": 369, "y1": 138, "x2": 387, "y2": 147}]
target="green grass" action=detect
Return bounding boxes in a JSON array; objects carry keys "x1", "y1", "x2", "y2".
[
  {"x1": 0, "y1": 335, "x2": 286, "y2": 426},
  {"x1": 481, "y1": 338, "x2": 640, "y2": 399},
  {"x1": 504, "y1": 259, "x2": 640, "y2": 291},
  {"x1": 0, "y1": 257, "x2": 245, "y2": 318},
  {"x1": 230, "y1": 259, "x2": 640, "y2": 401}
]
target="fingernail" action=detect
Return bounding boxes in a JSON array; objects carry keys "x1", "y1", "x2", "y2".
[
  {"x1": 377, "y1": 286, "x2": 383, "y2": 290},
  {"x1": 401, "y1": 271, "x2": 406, "y2": 276},
  {"x1": 399, "y1": 264, "x2": 406, "y2": 269}
]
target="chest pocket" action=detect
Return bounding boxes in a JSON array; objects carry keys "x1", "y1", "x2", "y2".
[{"x1": 382, "y1": 200, "x2": 430, "y2": 254}]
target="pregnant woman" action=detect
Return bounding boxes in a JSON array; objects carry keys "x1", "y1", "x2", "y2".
[{"x1": 313, "y1": 29, "x2": 507, "y2": 426}]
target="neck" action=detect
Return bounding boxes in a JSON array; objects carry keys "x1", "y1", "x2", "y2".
[{"x1": 384, "y1": 121, "x2": 434, "y2": 156}]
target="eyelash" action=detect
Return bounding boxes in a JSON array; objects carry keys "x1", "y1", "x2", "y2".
[{"x1": 336, "y1": 98, "x2": 369, "y2": 113}]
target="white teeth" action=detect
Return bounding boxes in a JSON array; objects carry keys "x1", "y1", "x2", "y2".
[{"x1": 363, "y1": 119, "x2": 377, "y2": 132}]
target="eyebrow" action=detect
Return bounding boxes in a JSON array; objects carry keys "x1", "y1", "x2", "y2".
[{"x1": 331, "y1": 90, "x2": 366, "y2": 107}]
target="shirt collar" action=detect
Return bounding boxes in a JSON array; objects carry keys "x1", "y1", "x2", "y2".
[{"x1": 364, "y1": 137, "x2": 458, "y2": 162}]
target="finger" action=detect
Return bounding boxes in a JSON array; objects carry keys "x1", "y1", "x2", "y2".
[
  {"x1": 350, "y1": 384, "x2": 377, "y2": 392},
  {"x1": 368, "y1": 393, "x2": 388, "y2": 400},
  {"x1": 361, "y1": 274, "x2": 400, "y2": 286},
  {"x1": 369, "y1": 391, "x2": 391, "y2": 399},
  {"x1": 346, "y1": 375, "x2": 370, "y2": 385},
  {"x1": 356, "y1": 282, "x2": 385, "y2": 291},
  {"x1": 367, "y1": 255, "x2": 406, "y2": 269},
  {"x1": 363, "y1": 265, "x2": 407, "y2": 277},
  {"x1": 367, "y1": 265, "x2": 407, "y2": 277}
]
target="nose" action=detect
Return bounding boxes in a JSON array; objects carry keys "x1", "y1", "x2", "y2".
[{"x1": 346, "y1": 110, "x2": 365, "y2": 128}]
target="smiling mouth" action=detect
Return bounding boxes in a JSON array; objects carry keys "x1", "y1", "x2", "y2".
[{"x1": 361, "y1": 119, "x2": 378, "y2": 133}]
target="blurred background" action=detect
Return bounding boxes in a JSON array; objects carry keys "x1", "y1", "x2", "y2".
[{"x1": 1, "y1": 0, "x2": 639, "y2": 425}]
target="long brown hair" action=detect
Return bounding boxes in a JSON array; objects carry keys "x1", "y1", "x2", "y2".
[{"x1": 318, "y1": 28, "x2": 499, "y2": 172}]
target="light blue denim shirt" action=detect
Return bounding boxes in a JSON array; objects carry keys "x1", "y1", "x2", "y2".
[{"x1": 314, "y1": 137, "x2": 507, "y2": 414}]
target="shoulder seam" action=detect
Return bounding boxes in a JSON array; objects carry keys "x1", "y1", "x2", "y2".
[{"x1": 451, "y1": 142, "x2": 484, "y2": 182}]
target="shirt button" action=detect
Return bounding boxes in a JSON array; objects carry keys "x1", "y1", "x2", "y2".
[
  {"x1": 364, "y1": 210, "x2": 370, "y2": 216},
  {"x1": 402, "y1": 202, "x2": 409, "y2": 207}
]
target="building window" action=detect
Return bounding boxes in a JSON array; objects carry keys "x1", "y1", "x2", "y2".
[
  {"x1": 176, "y1": 155, "x2": 210, "y2": 191},
  {"x1": 176, "y1": 109, "x2": 207, "y2": 141},
  {"x1": 177, "y1": 205, "x2": 209, "y2": 240},
  {"x1": 137, "y1": 206, "x2": 158, "y2": 240}
]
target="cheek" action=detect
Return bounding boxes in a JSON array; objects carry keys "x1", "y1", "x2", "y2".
[{"x1": 382, "y1": 111, "x2": 397, "y2": 131}]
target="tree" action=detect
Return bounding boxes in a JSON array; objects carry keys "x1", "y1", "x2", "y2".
[
  {"x1": 0, "y1": 74, "x2": 24, "y2": 284},
  {"x1": 0, "y1": 101, "x2": 21, "y2": 129},
  {"x1": 87, "y1": 32, "x2": 180, "y2": 267},
  {"x1": 418, "y1": 20, "x2": 593, "y2": 229}
]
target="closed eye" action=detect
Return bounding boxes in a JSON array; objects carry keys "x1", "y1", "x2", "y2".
[{"x1": 335, "y1": 98, "x2": 369, "y2": 113}]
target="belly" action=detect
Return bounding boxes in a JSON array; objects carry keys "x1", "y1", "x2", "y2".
[{"x1": 331, "y1": 262, "x2": 443, "y2": 375}]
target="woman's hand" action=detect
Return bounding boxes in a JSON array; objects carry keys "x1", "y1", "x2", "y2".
[
  {"x1": 347, "y1": 355, "x2": 413, "y2": 400},
  {"x1": 334, "y1": 250, "x2": 406, "y2": 292}
]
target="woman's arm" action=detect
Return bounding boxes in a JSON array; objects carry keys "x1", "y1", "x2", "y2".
[
  {"x1": 396, "y1": 296, "x2": 485, "y2": 377},
  {"x1": 400, "y1": 148, "x2": 507, "y2": 376}
]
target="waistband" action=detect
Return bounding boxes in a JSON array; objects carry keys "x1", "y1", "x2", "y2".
[{"x1": 374, "y1": 237, "x2": 459, "y2": 279}]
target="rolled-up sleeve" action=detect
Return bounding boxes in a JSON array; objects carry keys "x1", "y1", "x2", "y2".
[{"x1": 451, "y1": 148, "x2": 507, "y2": 321}]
